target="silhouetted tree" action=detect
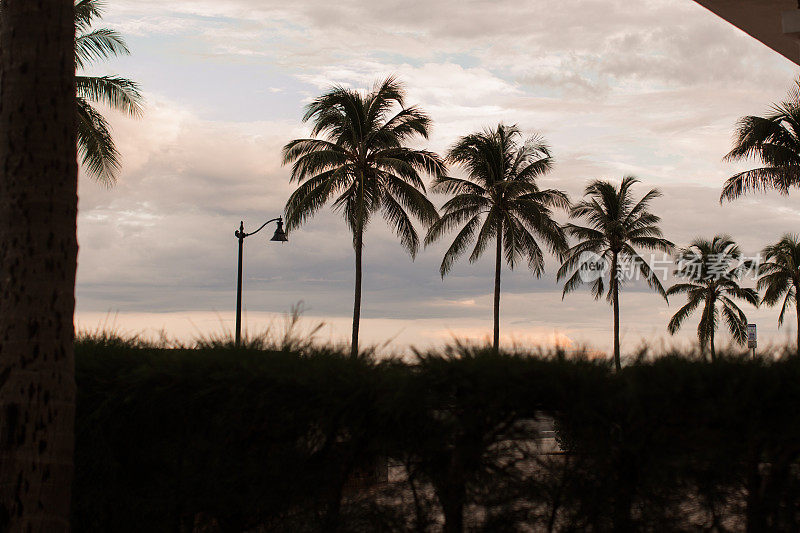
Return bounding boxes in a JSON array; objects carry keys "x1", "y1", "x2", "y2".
[
  {"x1": 425, "y1": 124, "x2": 568, "y2": 352},
  {"x1": 721, "y1": 81, "x2": 800, "y2": 202},
  {"x1": 390, "y1": 347, "x2": 541, "y2": 533},
  {"x1": 283, "y1": 77, "x2": 443, "y2": 357},
  {"x1": 557, "y1": 177, "x2": 672, "y2": 370},
  {"x1": 0, "y1": 0, "x2": 78, "y2": 529},
  {"x1": 758, "y1": 234, "x2": 800, "y2": 356},
  {"x1": 75, "y1": 0, "x2": 143, "y2": 184},
  {"x1": 667, "y1": 235, "x2": 758, "y2": 360}
]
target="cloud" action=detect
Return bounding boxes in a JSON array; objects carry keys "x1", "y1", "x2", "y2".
[
  {"x1": 75, "y1": 0, "x2": 800, "y2": 354},
  {"x1": 106, "y1": 0, "x2": 794, "y2": 91}
]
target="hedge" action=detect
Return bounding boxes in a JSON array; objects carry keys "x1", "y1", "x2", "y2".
[{"x1": 73, "y1": 338, "x2": 800, "y2": 532}]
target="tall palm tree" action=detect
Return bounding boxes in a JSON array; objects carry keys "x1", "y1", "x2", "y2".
[
  {"x1": 425, "y1": 124, "x2": 569, "y2": 353},
  {"x1": 721, "y1": 81, "x2": 800, "y2": 202},
  {"x1": 0, "y1": 0, "x2": 78, "y2": 528},
  {"x1": 666, "y1": 235, "x2": 759, "y2": 361},
  {"x1": 557, "y1": 177, "x2": 673, "y2": 371},
  {"x1": 75, "y1": 0, "x2": 143, "y2": 184},
  {"x1": 283, "y1": 77, "x2": 443, "y2": 357},
  {"x1": 757, "y1": 234, "x2": 800, "y2": 356}
]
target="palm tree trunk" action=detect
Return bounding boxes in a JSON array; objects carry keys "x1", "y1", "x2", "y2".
[
  {"x1": 351, "y1": 173, "x2": 365, "y2": 358},
  {"x1": 795, "y1": 284, "x2": 800, "y2": 358},
  {"x1": 796, "y1": 304, "x2": 800, "y2": 359},
  {"x1": 612, "y1": 252, "x2": 621, "y2": 371},
  {"x1": 0, "y1": 1, "x2": 78, "y2": 531},
  {"x1": 710, "y1": 323, "x2": 716, "y2": 362},
  {"x1": 351, "y1": 226, "x2": 363, "y2": 358},
  {"x1": 493, "y1": 225, "x2": 502, "y2": 353}
]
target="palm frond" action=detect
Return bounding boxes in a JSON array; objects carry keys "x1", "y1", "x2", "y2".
[
  {"x1": 76, "y1": 75, "x2": 143, "y2": 117},
  {"x1": 282, "y1": 138, "x2": 351, "y2": 166},
  {"x1": 512, "y1": 201, "x2": 568, "y2": 257},
  {"x1": 284, "y1": 77, "x2": 441, "y2": 260},
  {"x1": 284, "y1": 169, "x2": 349, "y2": 230},
  {"x1": 623, "y1": 246, "x2": 668, "y2": 301},
  {"x1": 469, "y1": 210, "x2": 500, "y2": 264},
  {"x1": 439, "y1": 214, "x2": 482, "y2": 277},
  {"x1": 288, "y1": 150, "x2": 353, "y2": 183},
  {"x1": 76, "y1": 97, "x2": 120, "y2": 185},
  {"x1": 425, "y1": 205, "x2": 484, "y2": 246},
  {"x1": 564, "y1": 223, "x2": 604, "y2": 243},
  {"x1": 556, "y1": 240, "x2": 606, "y2": 281},
  {"x1": 666, "y1": 282, "x2": 703, "y2": 296},
  {"x1": 720, "y1": 297, "x2": 749, "y2": 346},
  {"x1": 509, "y1": 220, "x2": 545, "y2": 275},
  {"x1": 76, "y1": 28, "x2": 129, "y2": 69},
  {"x1": 430, "y1": 176, "x2": 486, "y2": 196},
  {"x1": 74, "y1": 0, "x2": 143, "y2": 185},
  {"x1": 382, "y1": 173, "x2": 440, "y2": 228},
  {"x1": 697, "y1": 298, "x2": 717, "y2": 349},
  {"x1": 381, "y1": 192, "x2": 421, "y2": 257},
  {"x1": 668, "y1": 297, "x2": 701, "y2": 335},
  {"x1": 720, "y1": 166, "x2": 797, "y2": 202},
  {"x1": 75, "y1": 0, "x2": 103, "y2": 33}
]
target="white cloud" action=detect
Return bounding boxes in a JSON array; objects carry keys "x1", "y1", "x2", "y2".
[{"x1": 75, "y1": 0, "x2": 800, "y2": 355}]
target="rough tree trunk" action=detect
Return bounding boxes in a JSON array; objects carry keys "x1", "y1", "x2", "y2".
[
  {"x1": 493, "y1": 225, "x2": 502, "y2": 353},
  {"x1": 612, "y1": 453, "x2": 636, "y2": 533},
  {"x1": 441, "y1": 491, "x2": 465, "y2": 533},
  {"x1": 611, "y1": 252, "x2": 621, "y2": 371},
  {"x1": 435, "y1": 470, "x2": 466, "y2": 533},
  {"x1": 745, "y1": 447, "x2": 767, "y2": 533},
  {"x1": 0, "y1": 1, "x2": 78, "y2": 531}
]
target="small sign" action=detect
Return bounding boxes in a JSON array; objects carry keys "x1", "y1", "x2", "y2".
[{"x1": 747, "y1": 323, "x2": 757, "y2": 349}]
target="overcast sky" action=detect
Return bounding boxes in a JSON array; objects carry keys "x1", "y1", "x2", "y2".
[{"x1": 76, "y1": 0, "x2": 800, "y2": 354}]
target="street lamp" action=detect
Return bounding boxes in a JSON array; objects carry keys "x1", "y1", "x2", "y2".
[{"x1": 234, "y1": 217, "x2": 288, "y2": 347}]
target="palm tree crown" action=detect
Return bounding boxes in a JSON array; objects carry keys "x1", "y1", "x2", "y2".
[
  {"x1": 425, "y1": 124, "x2": 569, "y2": 351},
  {"x1": 557, "y1": 176, "x2": 673, "y2": 370},
  {"x1": 75, "y1": 0, "x2": 143, "y2": 184},
  {"x1": 721, "y1": 81, "x2": 800, "y2": 202},
  {"x1": 758, "y1": 234, "x2": 800, "y2": 356},
  {"x1": 667, "y1": 235, "x2": 759, "y2": 360},
  {"x1": 283, "y1": 76, "x2": 443, "y2": 356}
]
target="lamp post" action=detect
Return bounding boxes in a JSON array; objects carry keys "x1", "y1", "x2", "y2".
[{"x1": 234, "y1": 217, "x2": 288, "y2": 347}]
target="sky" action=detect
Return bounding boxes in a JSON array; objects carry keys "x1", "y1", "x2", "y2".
[{"x1": 76, "y1": 0, "x2": 800, "y2": 355}]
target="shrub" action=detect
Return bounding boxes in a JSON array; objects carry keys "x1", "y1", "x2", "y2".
[{"x1": 72, "y1": 337, "x2": 800, "y2": 532}]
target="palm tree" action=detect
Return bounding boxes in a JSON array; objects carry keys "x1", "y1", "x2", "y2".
[
  {"x1": 75, "y1": 0, "x2": 143, "y2": 184},
  {"x1": 424, "y1": 124, "x2": 569, "y2": 353},
  {"x1": 0, "y1": 0, "x2": 78, "y2": 528},
  {"x1": 757, "y1": 234, "x2": 800, "y2": 356},
  {"x1": 721, "y1": 81, "x2": 800, "y2": 202},
  {"x1": 283, "y1": 77, "x2": 443, "y2": 357},
  {"x1": 666, "y1": 235, "x2": 759, "y2": 361},
  {"x1": 557, "y1": 177, "x2": 673, "y2": 371}
]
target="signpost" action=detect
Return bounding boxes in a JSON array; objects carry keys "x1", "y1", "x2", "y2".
[{"x1": 747, "y1": 323, "x2": 757, "y2": 359}]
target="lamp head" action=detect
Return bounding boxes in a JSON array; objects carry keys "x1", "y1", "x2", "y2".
[{"x1": 271, "y1": 218, "x2": 288, "y2": 242}]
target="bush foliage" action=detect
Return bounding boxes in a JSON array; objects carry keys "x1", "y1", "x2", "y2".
[{"x1": 73, "y1": 336, "x2": 800, "y2": 532}]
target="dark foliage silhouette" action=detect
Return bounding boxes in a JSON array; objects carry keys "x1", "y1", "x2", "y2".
[
  {"x1": 721, "y1": 80, "x2": 800, "y2": 202},
  {"x1": 759, "y1": 234, "x2": 800, "y2": 356},
  {"x1": 667, "y1": 235, "x2": 758, "y2": 360},
  {"x1": 73, "y1": 336, "x2": 800, "y2": 532},
  {"x1": 557, "y1": 177, "x2": 673, "y2": 370},
  {"x1": 425, "y1": 124, "x2": 568, "y2": 352},
  {"x1": 283, "y1": 77, "x2": 443, "y2": 357}
]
